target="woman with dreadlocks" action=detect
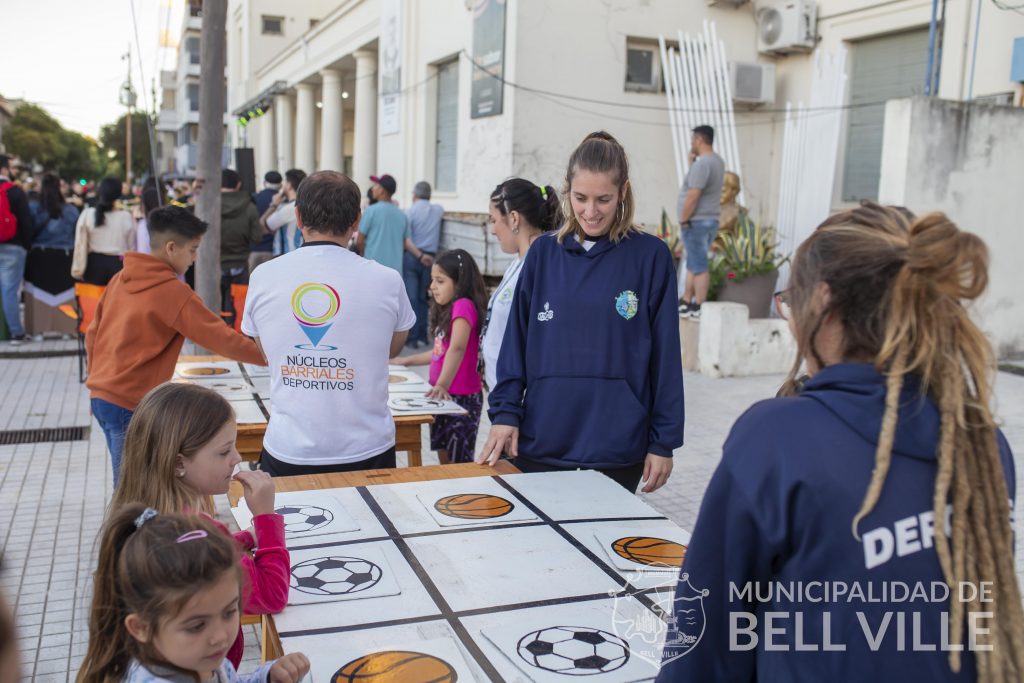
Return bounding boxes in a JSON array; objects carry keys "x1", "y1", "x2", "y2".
[{"x1": 657, "y1": 202, "x2": 1022, "y2": 682}]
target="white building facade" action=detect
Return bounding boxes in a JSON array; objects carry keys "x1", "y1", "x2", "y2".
[
  {"x1": 228, "y1": 0, "x2": 1023, "y2": 225},
  {"x1": 156, "y1": 0, "x2": 234, "y2": 177}
]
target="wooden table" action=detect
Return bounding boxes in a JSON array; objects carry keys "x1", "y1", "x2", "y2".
[
  {"x1": 180, "y1": 355, "x2": 434, "y2": 467},
  {"x1": 228, "y1": 461, "x2": 520, "y2": 661}
]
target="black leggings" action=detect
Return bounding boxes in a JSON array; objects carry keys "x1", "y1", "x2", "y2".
[
  {"x1": 510, "y1": 456, "x2": 646, "y2": 493},
  {"x1": 259, "y1": 446, "x2": 396, "y2": 477}
]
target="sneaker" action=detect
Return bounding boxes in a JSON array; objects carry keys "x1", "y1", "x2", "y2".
[
  {"x1": 678, "y1": 302, "x2": 692, "y2": 316},
  {"x1": 8, "y1": 335, "x2": 28, "y2": 346},
  {"x1": 689, "y1": 303, "x2": 702, "y2": 321}
]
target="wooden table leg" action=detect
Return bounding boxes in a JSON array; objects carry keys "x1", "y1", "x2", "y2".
[{"x1": 407, "y1": 444, "x2": 422, "y2": 467}]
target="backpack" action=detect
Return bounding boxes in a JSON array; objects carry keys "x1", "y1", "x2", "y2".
[{"x1": 0, "y1": 182, "x2": 16, "y2": 242}]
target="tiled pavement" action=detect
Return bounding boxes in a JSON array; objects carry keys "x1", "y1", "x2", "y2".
[{"x1": 2, "y1": 342, "x2": 1023, "y2": 680}]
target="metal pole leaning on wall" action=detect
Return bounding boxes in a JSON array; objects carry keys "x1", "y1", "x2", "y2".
[
  {"x1": 659, "y1": 36, "x2": 684, "y2": 187},
  {"x1": 711, "y1": 21, "x2": 743, "y2": 204},
  {"x1": 671, "y1": 48, "x2": 692, "y2": 175}
]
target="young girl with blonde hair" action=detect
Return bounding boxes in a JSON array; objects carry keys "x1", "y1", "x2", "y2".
[{"x1": 111, "y1": 383, "x2": 289, "y2": 670}]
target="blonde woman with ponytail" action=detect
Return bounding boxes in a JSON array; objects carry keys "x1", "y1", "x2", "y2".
[
  {"x1": 658, "y1": 202, "x2": 1022, "y2": 682},
  {"x1": 481, "y1": 132, "x2": 684, "y2": 494}
]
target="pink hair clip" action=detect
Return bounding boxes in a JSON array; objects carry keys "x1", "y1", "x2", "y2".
[{"x1": 176, "y1": 530, "x2": 209, "y2": 543}]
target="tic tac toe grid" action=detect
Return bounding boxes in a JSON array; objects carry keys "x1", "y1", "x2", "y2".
[{"x1": 263, "y1": 471, "x2": 685, "y2": 682}]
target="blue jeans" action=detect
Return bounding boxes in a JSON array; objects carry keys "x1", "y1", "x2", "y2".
[
  {"x1": 91, "y1": 398, "x2": 134, "y2": 485},
  {"x1": 0, "y1": 243, "x2": 27, "y2": 338},
  {"x1": 681, "y1": 219, "x2": 719, "y2": 274},
  {"x1": 403, "y1": 251, "x2": 432, "y2": 344}
]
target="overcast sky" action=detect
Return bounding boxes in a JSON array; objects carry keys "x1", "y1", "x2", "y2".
[{"x1": 2, "y1": 0, "x2": 183, "y2": 138}]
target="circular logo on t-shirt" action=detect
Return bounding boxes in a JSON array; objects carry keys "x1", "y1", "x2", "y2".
[{"x1": 292, "y1": 282, "x2": 341, "y2": 350}]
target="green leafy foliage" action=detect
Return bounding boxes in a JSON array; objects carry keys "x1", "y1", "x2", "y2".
[
  {"x1": 708, "y1": 220, "x2": 788, "y2": 300},
  {"x1": 2, "y1": 103, "x2": 101, "y2": 181}
]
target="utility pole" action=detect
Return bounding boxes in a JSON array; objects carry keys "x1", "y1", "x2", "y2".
[
  {"x1": 195, "y1": 0, "x2": 227, "y2": 315},
  {"x1": 119, "y1": 48, "x2": 137, "y2": 186}
]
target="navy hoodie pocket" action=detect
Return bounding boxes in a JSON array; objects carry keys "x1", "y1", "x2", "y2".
[{"x1": 520, "y1": 376, "x2": 649, "y2": 467}]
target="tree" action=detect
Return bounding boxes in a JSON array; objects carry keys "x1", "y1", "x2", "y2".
[
  {"x1": 58, "y1": 130, "x2": 100, "y2": 182},
  {"x1": 2, "y1": 104, "x2": 65, "y2": 169},
  {"x1": 2, "y1": 103, "x2": 101, "y2": 180},
  {"x1": 99, "y1": 112, "x2": 154, "y2": 181}
]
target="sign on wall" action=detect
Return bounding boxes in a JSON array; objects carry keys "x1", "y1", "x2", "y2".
[
  {"x1": 470, "y1": 0, "x2": 506, "y2": 119},
  {"x1": 379, "y1": 0, "x2": 401, "y2": 135}
]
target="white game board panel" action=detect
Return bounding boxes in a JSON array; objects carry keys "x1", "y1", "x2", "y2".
[
  {"x1": 368, "y1": 476, "x2": 536, "y2": 535},
  {"x1": 243, "y1": 362, "x2": 270, "y2": 377},
  {"x1": 388, "y1": 395, "x2": 466, "y2": 415},
  {"x1": 499, "y1": 471, "x2": 671, "y2": 522},
  {"x1": 231, "y1": 399, "x2": 267, "y2": 424},
  {"x1": 404, "y1": 525, "x2": 622, "y2": 613},
  {"x1": 284, "y1": 623, "x2": 486, "y2": 683},
  {"x1": 465, "y1": 598, "x2": 663, "y2": 682},
  {"x1": 175, "y1": 361, "x2": 241, "y2": 379},
  {"x1": 286, "y1": 543, "x2": 401, "y2": 606},
  {"x1": 559, "y1": 521, "x2": 689, "y2": 590},
  {"x1": 173, "y1": 377, "x2": 256, "y2": 400},
  {"x1": 274, "y1": 539, "x2": 441, "y2": 632},
  {"x1": 387, "y1": 368, "x2": 431, "y2": 391},
  {"x1": 231, "y1": 491, "x2": 361, "y2": 541}
]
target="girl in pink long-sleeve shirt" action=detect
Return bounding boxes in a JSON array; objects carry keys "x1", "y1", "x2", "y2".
[{"x1": 110, "y1": 382, "x2": 290, "y2": 669}]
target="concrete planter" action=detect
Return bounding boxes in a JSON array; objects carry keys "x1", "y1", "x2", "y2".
[{"x1": 717, "y1": 271, "x2": 777, "y2": 319}]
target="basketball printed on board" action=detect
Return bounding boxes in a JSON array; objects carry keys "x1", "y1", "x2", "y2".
[
  {"x1": 333, "y1": 650, "x2": 457, "y2": 683},
  {"x1": 434, "y1": 493, "x2": 514, "y2": 519},
  {"x1": 611, "y1": 536, "x2": 686, "y2": 568}
]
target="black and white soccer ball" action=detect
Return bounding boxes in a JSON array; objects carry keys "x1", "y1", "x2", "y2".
[
  {"x1": 276, "y1": 504, "x2": 334, "y2": 533},
  {"x1": 290, "y1": 556, "x2": 382, "y2": 596},
  {"x1": 517, "y1": 626, "x2": 629, "y2": 675}
]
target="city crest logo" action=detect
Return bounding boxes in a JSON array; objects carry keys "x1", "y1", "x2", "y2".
[
  {"x1": 291, "y1": 282, "x2": 340, "y2": 350},
  {"x1": 615, "y1": 290, "x2": 638, "y2": 320}
]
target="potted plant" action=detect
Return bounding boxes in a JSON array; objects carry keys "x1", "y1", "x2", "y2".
[{"x1": 709, "y1": 221, "x2": 787, "y2": 318}]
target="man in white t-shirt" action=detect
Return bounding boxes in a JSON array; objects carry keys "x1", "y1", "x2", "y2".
[
  {"x1": 242, "y1": 171, "x2": 415, "y2": 475},
  {"x1": 259, "y1": 168, "x2": 307, "y2": 257}
]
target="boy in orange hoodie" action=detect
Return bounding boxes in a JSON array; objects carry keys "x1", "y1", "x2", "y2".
[{"x1": 86, "y1": 205, "x2": 266, "y2": 483}]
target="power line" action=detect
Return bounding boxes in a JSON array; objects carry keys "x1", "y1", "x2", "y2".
[
  {"x1": 129, "y1": 0, "x2": 162, "y2": 188},
  {"x1": 460, "y1": 49, "x2": 894, "y2": 116}
]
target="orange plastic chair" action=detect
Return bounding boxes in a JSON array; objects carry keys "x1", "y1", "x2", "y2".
[
  {"x1": 74, "y1": 283, "x2": 106, "y2": 382},
  {"x1": 230, "y1": 283, "x2": 248, "y2": 333}
]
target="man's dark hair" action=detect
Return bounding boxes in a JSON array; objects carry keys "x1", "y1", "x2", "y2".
[
  {"x1": 295, "y1": 171, "x2": 360, "y2": 236},
  {"x1": 284, "y1": 168, "x2": 307, "y2": 192},
  {"x1": 693, "y1": 125, "x2": 714, "y2": 146},
  {"x1": 0, "y1": 155, "x2": 10, "y2": 174},
  {"x1": 264, "y1": 170, "x2": 282, "y2": 184},
  {"x1": 147, "y1": 205, "x2": 208, "y2": 242},
  {"x1": 221, "y1": 168, "x2": 240, "y2": 189}
]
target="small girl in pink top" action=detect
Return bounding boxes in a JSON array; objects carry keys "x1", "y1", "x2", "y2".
[{"x1": 392, "y1": 249, "x2": 487, "y2": 463}]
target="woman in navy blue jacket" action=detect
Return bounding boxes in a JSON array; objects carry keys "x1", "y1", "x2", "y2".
[
  {"x1": 658, "y1": 203, "x2": 1022, "y2": 682},
  {"x1": 479, "y1": 131, "x2": 684, "y2": 493}
]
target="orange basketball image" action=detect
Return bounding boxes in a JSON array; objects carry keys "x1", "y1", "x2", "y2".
[
  {"x1": 181, "y1": 366, "x2": 230, "y2": 376},
  {"x1": 611, "y1": 536, "x2": 686, "y2": 568},
  {"x1": 333, "y1": 650, "x2": 457, "y2": 682},
  {"x1": 434, "y1": 493, "x2": 514, "y2": 519}
]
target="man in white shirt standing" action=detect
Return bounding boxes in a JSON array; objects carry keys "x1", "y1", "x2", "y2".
[
  {"x1": 242, "y1": 171, "x2": 415, "y2": 475},
  {"x1": 259, "y1": 168, "x2": 307, "y2": 257}
]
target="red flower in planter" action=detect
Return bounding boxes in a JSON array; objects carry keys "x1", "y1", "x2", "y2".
[{"x1": 727, "y1": 272, "x2": 736, "y2": 279}]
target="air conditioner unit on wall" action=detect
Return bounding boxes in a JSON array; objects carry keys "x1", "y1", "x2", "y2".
[
  {"x1": 731, "y1": 62, "x2": 776, "y2": 105},
  {"x1": 757, "y1": 0, "x2": 817, "y2": 55}
]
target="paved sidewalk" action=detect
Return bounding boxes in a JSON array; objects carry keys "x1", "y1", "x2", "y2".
[{"x1": 1, "y1": 347, "x2": 1022, "y2": 680}]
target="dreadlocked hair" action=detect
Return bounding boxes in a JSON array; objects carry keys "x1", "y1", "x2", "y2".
[{"x1": 782, "y1": 201, "x2": 1023, "y2": 680}]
